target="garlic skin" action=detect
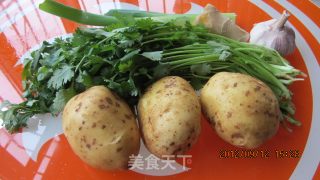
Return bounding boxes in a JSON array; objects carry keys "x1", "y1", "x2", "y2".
[{"x1": 250, "y1": 11, "x2": 296, "y2": 56}]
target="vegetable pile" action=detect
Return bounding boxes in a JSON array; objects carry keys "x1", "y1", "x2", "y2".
[{"x1": 0, "y1": 1, "x2": 303, "y2": 134}]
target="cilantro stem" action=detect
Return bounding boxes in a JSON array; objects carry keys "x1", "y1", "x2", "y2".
[
  {"x1": 143, "y1": 32, "x2": 181, "y2": 40},
  {"x1": 163, "y1": 49, "x2": 211, "y2": 56},
  {"x1": 141, "y1": 38, "x2": 176, "y2": 45},
  {"x1": 163, "y1": 54, "x2": 206, "y2": 61},
  {"x1": 75, "y1": 56, "x2": 86, "y2": 72},
  {"x1": 167, "y1": 54, "x2": 220, "y2": 66},
  {"x1": 191, "y1": 74, "x2": 210, "y2": 79}
]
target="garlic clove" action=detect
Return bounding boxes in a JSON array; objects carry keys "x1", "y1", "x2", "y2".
[
  {"x1": 270, "y1": 26, "x2": 296, "y2": 56},
  {"x1": 250, "y1": 19, "x2": 277, "y2": 46},
  {"x1": 249, "y1": 10, "x2": 296, "y2": 56}
]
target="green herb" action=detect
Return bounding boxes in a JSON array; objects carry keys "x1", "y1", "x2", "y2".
[{"x1": 48, "y1": 65, "x2": 74, "y2": 89}]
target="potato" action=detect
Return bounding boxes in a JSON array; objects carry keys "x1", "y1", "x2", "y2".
[
  {"x1": 62, "y1": 86, "x2": 140, "y2": 170},
  {"x1": 200, "y1": 72, "x2": 280, "y2": 148},
  {"x1": 138, "y1": 76, "x2": 201, "y2": 158}
]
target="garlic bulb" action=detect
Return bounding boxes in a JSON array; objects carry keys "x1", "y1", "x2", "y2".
[{"x1": 250, "y1": 11, "x2": 296, "y2": 56}]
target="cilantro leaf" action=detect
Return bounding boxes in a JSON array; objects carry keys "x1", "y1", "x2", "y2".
[
  {"x1": 26, "y1": 100, "x2": 39, "y2": 107},
  {"x1": 31, "y1": 44, "x2": 46, "y2": 72},
  {"x1": 190, "y1": 64, "x2": 212, "y2": 76},
  {"x1": 48, "y1": 65, "x2": 74, "y2": 89},
  {"x1": 79, "y1": 27, "x2": 115, "y2": 38},
  {"x1": 76, "y1": 71, "x2": 93, "y2": 88},
  {"x1": 37, "y1": 66, "x2": 52, "y2": 81},
  {"x1": 118, "y1": 59, "x2": 133, "y2": 73},
  {"x1": 141, "y1": 51, "x2": 162, "y2": 61},
  {"x1": 135, "y1": 18, "x2": 159, "y2": 31},
  {"x1": 41, "y1": 48, "x2": 63, "y2": 67},
  {"x1": 153, "y1": 64, "x2": 170, "y2": 79},
  {"x1": 190, "y1": 78, "x2": 204, "y2": 90},
  {"x1": 0, "y1": 101, "x2": 42, "y2": 133},
  {"x1": 120, "y1": 49, "x2": 140, "y2": 61},
  {"x1": 119, "y1": 80, "x2": 138, "y2": 97},
  {"x1": 0, "y1": 100, "x2": 11, "y2": 110},
  {"x1": 50, "y1": 87, "x2": 76, "y2": 114},
  {"x1": 219, "y1": 50, "x2": 231, "y2": 61}
]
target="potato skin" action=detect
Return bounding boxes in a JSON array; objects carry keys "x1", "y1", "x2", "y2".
[
  {"x1": 200, "y1": 72, "x2": 280, "y2": 149},
  {"x1": 138, "y1": 76, "x2": 201, "y2": 158},
  {"x1": 62, "y1": 86, "x2": 140, "y2": 170}
]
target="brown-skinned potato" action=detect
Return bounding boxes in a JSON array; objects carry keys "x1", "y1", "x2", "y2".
[
  {"x1": 138, "y1": 76, "x2": 201, "y2": 158},
  {"x1": 62, "y1": 86, "x2": 140, "y2": 170},
  {"x1": 201, "y1": 72, "x2": 280, "y2": 149}
]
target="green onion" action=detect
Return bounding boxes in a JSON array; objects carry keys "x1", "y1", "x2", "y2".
[
  {"x1": 39, "y1": 0, "x2": 236, "y2": 26},
  {"x1": 39, "y1": 0, "x2": 118, "y2": 26}
]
